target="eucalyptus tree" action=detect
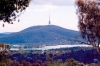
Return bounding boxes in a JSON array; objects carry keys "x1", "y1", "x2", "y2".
[
  {"x1": 75, "y1": 0, "x2": 100, "y2": 53},
  {"x1": 0, "y1": 0, "x2": 31, "y2": 26}
]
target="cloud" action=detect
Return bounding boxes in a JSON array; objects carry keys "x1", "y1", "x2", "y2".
[
  {"x1": 32, "y1": 0, "x2": 75, "y2": 6},
  {"x1": 33, "y1": 4, "x2": 57, "y2": 12},
  {"x1": 26, "y1": 0, "x2": 75, "y2": 13}
]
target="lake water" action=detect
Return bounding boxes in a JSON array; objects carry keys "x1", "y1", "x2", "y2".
[
  {"x1": 24, "y1": 44, "x2": 92, "y2": 50},
  {"x1": 10, "y1": 45, "x2": 92, "y2": 51}
]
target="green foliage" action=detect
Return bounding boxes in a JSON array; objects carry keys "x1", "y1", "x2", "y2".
[
  {"x1": 75, "y1": 0, "x2": 100, "y2": 53},
  {"x1": 46, "y1": 55, "x2": 53, "y2": 61},
  {"x1": 66, "y1": 58, "x2": 78, "y2": 66},
  {"x1": 47, "y1": 61, "x2": 62, "y2": 66},
  {"x1": 46, "y1": 54, "x2": 62, "y2": 66},
  {"x1": 0, "y1": 63, "x2": 7, "y2": 66},
  {"x1": 0, "y1": 0, "x2": 31, "y2": 24}
]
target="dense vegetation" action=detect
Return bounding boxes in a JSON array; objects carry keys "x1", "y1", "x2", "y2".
[
  {"x1": 0, "y1": 0, "x2": 31, "y2": 25},
  {"x1": 10, "y1": 47, "x2": 98, "y2": 64},
  {"x1": 76, "y1": 0, "x2": 100, "y2": 53},
  {"x1": 1, "y1": 47, "x2": 99, "y2": 66}
]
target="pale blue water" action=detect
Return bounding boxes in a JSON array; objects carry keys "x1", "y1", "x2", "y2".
[
  {"x1": 10, "y1": 45, "x2": 92, "y2": 51},
  {"x1": 25, "y1": 45, "x2": 92, "y2": 50}
]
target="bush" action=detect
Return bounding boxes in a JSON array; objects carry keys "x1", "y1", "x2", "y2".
[{"x1": 66, "y1": 58, "x2": 78, "y2": 66}]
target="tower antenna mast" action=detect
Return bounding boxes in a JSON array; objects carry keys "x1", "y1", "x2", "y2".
[{"x1": 49, "y1": 14, "x2": 51, "y2": 25}]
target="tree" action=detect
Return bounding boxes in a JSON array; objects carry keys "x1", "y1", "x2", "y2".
[
  {"x1": 75, "y1": 0, "x2": 100, "y2": 53},
  {"x1": 11, "y1": 60, "x2": 21, "y2": 66},
  {"x1": 66, "y1": 58, "x2": 78, "y2": 66},
  {"x1": 21, "y1": 60, "x2": 31, "y2": 66},
  {"x1": 0, "y1": 42, "x2": 10, "y2": 65},
  {"x1": 0, "y1": 0, "x2": 31, "y2": 25},
  {"x1": 46, "y1": 55, "x2": 53, "y2": 62}
]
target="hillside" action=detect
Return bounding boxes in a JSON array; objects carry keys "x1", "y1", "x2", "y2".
[
  {"x1": 0, "y1": 25, "x2": 80, "y2": 44},
  {"x1": 0, "y1": 33, "x2": 6, "y2": 37},
  {"x1": 0, "y1": 32, "x2": 13, "y2": 37}
]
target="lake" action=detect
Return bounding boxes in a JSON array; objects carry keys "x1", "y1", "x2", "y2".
[{"x1": 24, "y1": 44, "x2": 92, "y2": 50}]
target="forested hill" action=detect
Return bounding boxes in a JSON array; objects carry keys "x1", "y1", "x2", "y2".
[
  {"x1": 0, "y1": 25, "x2": 80, "y2": 44},
  {"x1": 0, "y1": 33, "x2": 6, "y2": 37},
  {"x1": 0, "y1": 32, "x2": 13, "y2": 37}
]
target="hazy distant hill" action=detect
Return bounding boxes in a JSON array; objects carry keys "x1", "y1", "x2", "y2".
[
  {"x1": 0, "y1": 32, "x2": 13, "y2": 37},
  {"x1": 2, "y1": 32, "x2": 13, "y2": 34},
  {"x1": 0, "y1": 33, "x2": 6, "y2": 37},
  {"x1": 0, "y1": 25, "x2": 80, "y2": 44}
]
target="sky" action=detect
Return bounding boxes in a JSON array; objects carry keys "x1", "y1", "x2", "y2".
[{"x1": 0, "y1": 0, "x2": 79, "y2": 33}]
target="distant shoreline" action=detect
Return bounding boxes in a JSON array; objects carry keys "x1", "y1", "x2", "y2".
[{"x1": 10, "y1": 44, "x2": 92, "y2": 51}]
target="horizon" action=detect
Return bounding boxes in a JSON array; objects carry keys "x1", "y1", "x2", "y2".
[
  {"x1": 0, "y1": 0, "x2": 79, "y2": 33},
  {"x1": 0, "y1": 25, "x2": 79, "y2": 33}
]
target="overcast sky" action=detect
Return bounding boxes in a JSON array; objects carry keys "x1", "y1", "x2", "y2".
[{"x1": 0, "y1": 0, "x2": 79, "y2": 33}]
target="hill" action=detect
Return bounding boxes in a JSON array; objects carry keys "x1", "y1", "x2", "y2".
[
  {"x1": 0, "y1": 25, "x2": 80, "y2": 44},
  {"x1": 0, "y1": 33, "x2": 6, "y2": 37},
  {"x1": 2, "y1": 32, "x2": 13, "y2": 34},
  {"x1": 0, "y1": 32, "x2": 13, "y2": 37}
]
